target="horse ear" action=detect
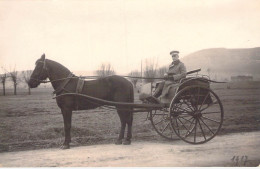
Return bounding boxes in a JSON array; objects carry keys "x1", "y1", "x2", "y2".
[{"x1": 41, "y1": 53, "x2": 45, "y2": 60}]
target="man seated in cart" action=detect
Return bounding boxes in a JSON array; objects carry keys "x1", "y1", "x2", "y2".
[{"x1": 140, "y1": 50, "x2": 187, "y2": 104}]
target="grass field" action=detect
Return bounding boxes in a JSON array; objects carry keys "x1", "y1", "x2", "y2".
[{"x1": 0, "y1": 81, "x2": 260, "y2": 152}]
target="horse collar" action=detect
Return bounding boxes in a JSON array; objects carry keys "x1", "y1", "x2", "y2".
[{"x1": 53, "y1": 73, "x2": 74, "y2": 95}]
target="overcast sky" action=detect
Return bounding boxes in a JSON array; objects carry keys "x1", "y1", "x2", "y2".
[{"x1": 0, "y1": 0, "x2": 259, "y2": 75}]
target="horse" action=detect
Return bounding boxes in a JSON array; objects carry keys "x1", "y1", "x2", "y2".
[{"x1": 28, "y1": 54, "x2": 134, "y2": 149}]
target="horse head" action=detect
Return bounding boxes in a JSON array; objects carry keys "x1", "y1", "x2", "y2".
[{"x1": 28, "y1": 53, "x2": 49, "y2": 88}]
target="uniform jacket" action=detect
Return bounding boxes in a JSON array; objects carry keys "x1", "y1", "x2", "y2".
[{"x1": 167, "y1": 60, "x2": 187, "y2": 81}]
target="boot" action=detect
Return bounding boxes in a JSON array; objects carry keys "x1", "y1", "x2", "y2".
[
  {"x1": 153, "y1": 82, "x2": 164, "y2": 98},
  {"x1": 153, "y1": 87, "x2": 162, "y2": 98}
]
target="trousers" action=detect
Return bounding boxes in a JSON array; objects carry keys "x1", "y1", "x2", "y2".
[{"x1": 153, "y1": 81, "x2": 165, "y2": 97}]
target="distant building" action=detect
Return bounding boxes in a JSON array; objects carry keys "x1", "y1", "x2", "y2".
[{"x1": 231, "y1": 75, "x2": 253, "y2": 82}]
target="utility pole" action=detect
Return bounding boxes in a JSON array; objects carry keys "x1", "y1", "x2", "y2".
[{"x1": 141, "y1": 60, "x2": 143, "y2": 84}]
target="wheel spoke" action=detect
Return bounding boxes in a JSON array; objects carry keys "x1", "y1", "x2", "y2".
[
  {"x1": 198, "y1": 92, "x2": 210, "y2": 110},
  {"x1": 200, "y1": 100, "x2": 218, "y2": 112},
  {"x1": 155, "y1": 119, "x2": 164, "y2": 125},
  {"x1": 177, "y1": 117, "x2": 189, "y2": 131},
  {"x1": 184, "y1": 118, "x2": 195, "y2": 138},
  {"x1": 179, "y1": 116, "x2": 193, "y2": 123},
  {"x1": 199, "y1": 117, "x2": 215, "y2": 135},
  {"x1": 194, "y1": 119, "x2": 198, "y2": 142},
  {"x1": 179, "y1": 105, "x2": 193, "y2": 113},
  {"x1": 202, "y1": 115, "x2": 220, "y2": 123},
  {"x1": 175, "y1": 118, "x2": 180, "y2": 134},
  {"x1": 174, "y1": 105, "x2": 192, "y2": 113},
  {"x1": 198, "y1": 118, "x2": 207, "y2": 140},
  {"x1": 178, "y1": 114, "x2": 192, "y2": 117},
  {"x1": 161, "y1": 122, "x2": 170, "y2": 133}
]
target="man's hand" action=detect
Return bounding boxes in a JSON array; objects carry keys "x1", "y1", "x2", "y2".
[
  {"x1": 163, "y1": 73, "x2": 170, "y2": 80},
  {"x1": 164, "y1": 75, "x2": 174, "y2": 80}
]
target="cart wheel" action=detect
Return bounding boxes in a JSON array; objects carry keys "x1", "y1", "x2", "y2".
[
  {"x1": 150, "y1": 108, "x2": 175, "y2": 140},
  {"x1": 169, "y1": 85, "x2": 224, "y2": 144}
]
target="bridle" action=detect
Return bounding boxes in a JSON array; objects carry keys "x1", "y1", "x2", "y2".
[
  {"x1": 30, "y1": 59, "x2": 49, "y2": 83},
  {"x1": 31, "y1": 59, "x2": 77, "y2": 84},
  {"x1": 30, "y1": 58, "x2": 77, "y2": 96}
]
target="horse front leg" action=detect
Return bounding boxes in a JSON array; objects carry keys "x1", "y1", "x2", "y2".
[{"x1": 61, "y1": 107, "x2": 72, "y2": 149}]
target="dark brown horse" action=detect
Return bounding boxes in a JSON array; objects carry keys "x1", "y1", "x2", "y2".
[{"x1": 29, "y1": 54, "x2": 134, "y2": 149}]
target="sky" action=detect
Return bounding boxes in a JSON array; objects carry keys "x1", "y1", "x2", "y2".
[{"x1": 0, "y1": 0, "x2": 260, "y2": 75}]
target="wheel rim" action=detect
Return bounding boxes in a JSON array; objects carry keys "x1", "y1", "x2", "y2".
[
  {"x1": 169, "y1": 85, "x2": 224, "y2": 144},
  {"x1": 150, "y1": 109, "x2": 176, "y2": 140}
]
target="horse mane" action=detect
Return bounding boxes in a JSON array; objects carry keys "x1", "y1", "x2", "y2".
[{"x1": 46, "y1": 59, "x2": 72, "y2": 76}]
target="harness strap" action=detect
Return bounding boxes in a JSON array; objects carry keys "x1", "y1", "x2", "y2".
[
  {"x1": 75, "y1": 78, "x2": 85, "y2": 110},
  {"x1": 53, "y1": 73, "x2": 74, "y2": 95},
  {"x1": 76, "y1": 78, "x2": 85, "y2": 94}
]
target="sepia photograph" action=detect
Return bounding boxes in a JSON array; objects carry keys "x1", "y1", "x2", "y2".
[{"x1": 0, "y1": 0, "x2": 259, "y2": 167}]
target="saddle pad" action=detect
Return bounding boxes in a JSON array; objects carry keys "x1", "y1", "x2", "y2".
[{"x1": 76, "y1": 78, "x2": 85, "y2": 94}]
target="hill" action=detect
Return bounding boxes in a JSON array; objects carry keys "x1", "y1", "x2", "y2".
[{"x1": 181, "y1": 47, "x2": 260, "y2": 81}]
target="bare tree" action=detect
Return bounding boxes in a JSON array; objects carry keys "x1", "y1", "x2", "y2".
[
  {"x1": 22, "y1": 70, "x2": 33, "y2": 95},
  {"x1": 0, "y1": 73, "x2": 7, "y2": 96},
  {"x1": 128, "y1": 70, "x2": 140, "y2": 88},
  {"x1": 157, "y1": 66, "x2": 168, "y2": 78},
  {"x1": 143, "y1": 58, "x2": 158, "y2": 83},
  {"x1": 95, "y1": 63, "x2": 115, "y2": 77},
  {"x1": 10, "y1": 69, "x2": 19, "y2": 95}
]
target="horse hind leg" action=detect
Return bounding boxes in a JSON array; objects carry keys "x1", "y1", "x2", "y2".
[
  {"x1": 123, "y1": 109, "x2": 133, "y2": 145},
  {"x1": 115, "y1": 109, "x2": 126, "y2": 145},
  {"x1": 114, "y1": 85, "x2": 134, "y2": 145}
]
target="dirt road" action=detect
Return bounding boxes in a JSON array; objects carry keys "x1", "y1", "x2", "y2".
[{"x1": 0, "y1": 131, "x2": 259, "y2": 167}]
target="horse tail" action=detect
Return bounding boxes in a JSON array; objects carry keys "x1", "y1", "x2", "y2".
[
  {"x1": 128, "y1": 81, "x2": 134, "y2": 124},
  {"x1": 130, "y1": 82, "x2": 134, "y2": 103}
]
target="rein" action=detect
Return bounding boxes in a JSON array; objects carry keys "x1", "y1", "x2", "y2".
[
  {"x1": 34, "y1": 73, "x2": 226, "y2": 84},
  {"x1": 33, "y1": 63, "x2": 226, "y2": 85},
  {"x1": 33, "y1": 75, "x2": 169, "y2": 84},
  {"x1": 32, "y1": 76, "x2": 78, "y2": 83}
]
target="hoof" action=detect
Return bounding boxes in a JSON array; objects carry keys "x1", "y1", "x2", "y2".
[
  {"x1": 60, "y1": 144, "x2": 70, "y2": 149},
  {"x1": 123, "y1": 139, "x2": 131, "y2": 145},
  {"x1": 115, "y1": 139, "x2": 122, "y2": 145}
]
